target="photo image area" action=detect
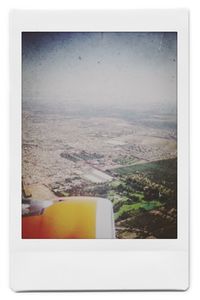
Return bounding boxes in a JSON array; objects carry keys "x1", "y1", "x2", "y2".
[{"x1": 22, "y1": 32, "x2": 177, "y2": 239}]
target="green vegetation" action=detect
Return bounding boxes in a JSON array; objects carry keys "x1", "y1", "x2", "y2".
[
  {"x1": 106, "y1": 158, "x2": 177, "y2": 222},
  {"x1": 115, "y1": 200, "x2": 162, "y2": 221},
  {"x1": 114, "y1": 158, "x2": 177, "y2": 190}
]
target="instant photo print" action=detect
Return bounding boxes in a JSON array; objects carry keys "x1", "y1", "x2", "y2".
[{"x1": 10, "y1": 10, "x2": 189, "y2": 291}]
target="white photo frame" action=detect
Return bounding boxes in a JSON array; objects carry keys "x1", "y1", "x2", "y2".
[{"x1": 10, "y1": 9, "x2": 189, "y2": 291}]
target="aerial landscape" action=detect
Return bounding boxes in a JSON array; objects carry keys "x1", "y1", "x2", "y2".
[{"x1": 22, "y1": 32, "x2": 177, "y2": 239}]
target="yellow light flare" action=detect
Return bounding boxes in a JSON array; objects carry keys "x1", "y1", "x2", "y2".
[
  {"x1": 41, "y1": 200, "x2": 96, "y2": 239},
  {"x1": 22, "y1": 200, "x2": 96, "y2": 239}
]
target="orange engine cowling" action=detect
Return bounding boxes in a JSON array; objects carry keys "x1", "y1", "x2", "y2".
[{"x1": 22, "y1": 197, "x2": 115, "y2": 239}]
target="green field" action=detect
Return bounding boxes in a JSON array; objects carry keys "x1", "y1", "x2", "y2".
[
  {"x1": 114, "y1": 200, "x2": 162, "y2": 221},
  {"x1": 114, "y1": 158, "x2": 177, "y2": 190}
]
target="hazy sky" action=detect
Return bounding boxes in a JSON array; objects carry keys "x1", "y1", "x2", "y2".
[{"x1": 22, "y1": 32, "x2": 177, "y2": 111}]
